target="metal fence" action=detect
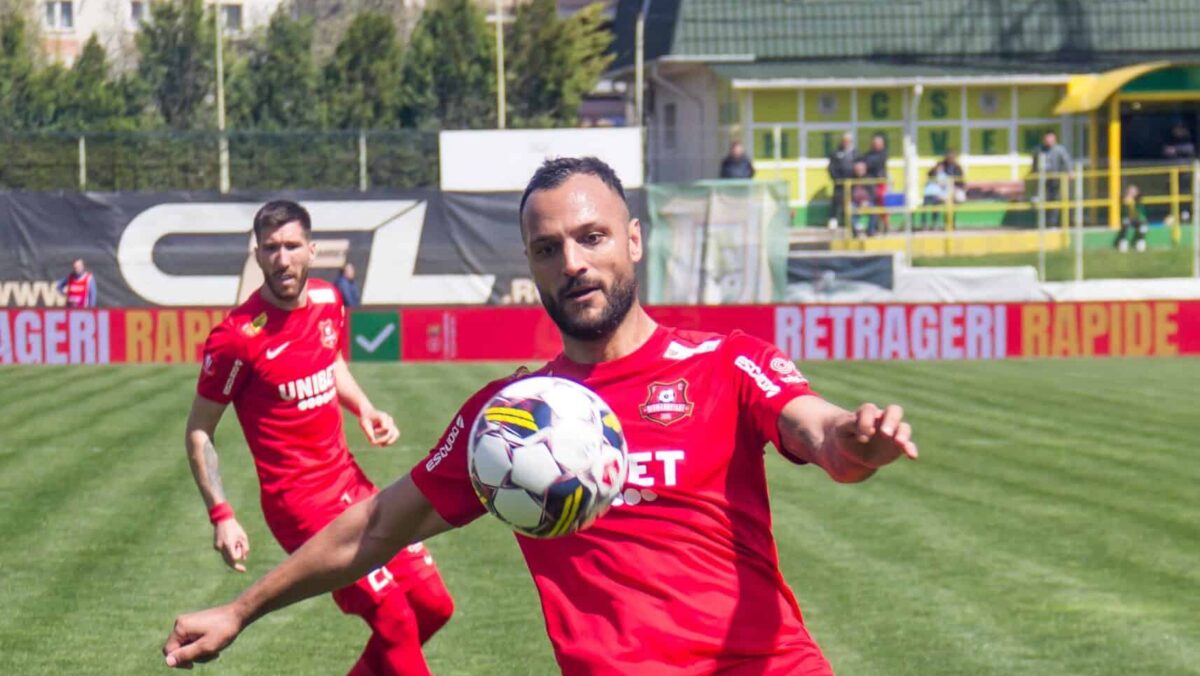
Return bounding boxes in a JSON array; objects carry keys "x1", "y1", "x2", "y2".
[{"x1": 0, "y1": 129, "x2": 440, "y2": 192}]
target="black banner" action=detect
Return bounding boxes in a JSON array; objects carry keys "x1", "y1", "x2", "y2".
[{"x1": 0, "y1": 190, "x2": 647, "y2": 308}]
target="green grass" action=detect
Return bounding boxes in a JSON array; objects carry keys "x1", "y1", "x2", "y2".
[
  {"x1": 1, "y1": 360, "x2": 1198, "y2": 675},
  {"x1": 913, "y1": 246, "x2": 1196, "y2": 280}
]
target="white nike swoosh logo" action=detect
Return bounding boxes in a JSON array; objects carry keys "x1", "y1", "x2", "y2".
[
  {"x1": 355, "y1": 324, "x2": 396, "y2": 353},
  {"x1": 265, "y1": 342, "x2": 290, "y2": 359}
]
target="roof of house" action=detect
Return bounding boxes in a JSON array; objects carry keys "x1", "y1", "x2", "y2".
[{"x1": 609, "y1": 0, "x2": 1200, "y2": 80}]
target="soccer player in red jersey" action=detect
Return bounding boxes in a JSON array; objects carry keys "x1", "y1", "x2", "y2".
[
  {"x1": 182, "y1": 201, "x2": 454, "y2": 675},
  {"x1": 164, "y1": 163, "x2": 918, "y2": 674}
]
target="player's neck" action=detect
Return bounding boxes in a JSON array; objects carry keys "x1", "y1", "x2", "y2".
[
  {"x1": 561, "y1": 305, "x2": 657, "y2": 365},
  {"x1": 259, "y1": 283, "x2": 308, "y2": 311}
]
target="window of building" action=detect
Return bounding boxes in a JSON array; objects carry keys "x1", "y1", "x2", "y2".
[
  {"x1": 44, "y1": 1, "x2": 73, "y2": 30},
  {"x1": 131, "y1": 1, "x2": 147, "y2": 25},
  {"x1": 221, "y1": 3, "x2": 243, "y2": 32}
]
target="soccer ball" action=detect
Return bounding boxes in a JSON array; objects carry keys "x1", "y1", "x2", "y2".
[{"x1": 467, "y1": 376, "x2": 628, "y2": 538}]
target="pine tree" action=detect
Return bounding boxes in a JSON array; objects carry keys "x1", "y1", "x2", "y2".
[
  {"x1": 507, "y1": 0, "x2": 612, "y2": 128},
  {"x1": 136, "y1": 0, "x2": 215, "y2": 129},
  {"x1": 60, "y1": 36, "x2": 142, "y2": 131},
  {"x1": 400, "y1": 0, "x2": 495, "y2": 129},
  {"x1": 320, "y1": 11, "x2": 403, "y2": 129},
  {"x1": 0, "y1": 12, "x2": 39, "y2": 129},
  {"x1": 229, "y1": 8, "x2": 319, "y2": 130}
]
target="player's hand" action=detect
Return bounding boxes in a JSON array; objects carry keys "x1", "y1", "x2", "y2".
[
  {"x1": 213, "y1": 518, "x2": 250, "y2": 573},
  {"x1": 163, "y1": 604, "x2": 242, "y2": 669},
  {"x1": 359, "y1": 408, "x2": 400, "y2": 447},
  {"x1": 836, "y1": 403, "x2": 918, "y2": 468}
]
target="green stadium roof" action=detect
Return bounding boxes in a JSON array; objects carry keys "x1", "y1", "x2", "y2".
[{"x1": 609, "y1": 0, "x2": 1200, "y2": 79}]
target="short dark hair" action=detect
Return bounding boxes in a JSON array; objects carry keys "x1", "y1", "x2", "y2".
[
  {"x1": 519, "y1": 156, "x2": 627, "y2": 220},
  {"x1": 253, "y1": 200, "x2": 311, "y2": 242}
]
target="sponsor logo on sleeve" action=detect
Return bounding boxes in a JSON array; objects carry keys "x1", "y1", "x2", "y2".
[
  {"x1": 222, "y1": 358, "x2": 243, "y2": 396},
  {"x1": 769, "y1": 356, "x2": 808, "y2": 384},
  {"x1": 425, "y1": 414, "x2": 465, "y2": 472},
  {"x1": 734, "y1": 355, "x2": 781, "y2": 398},
  {"x1": 201, "y1": 353, "x2": 216, "y2": 377}
]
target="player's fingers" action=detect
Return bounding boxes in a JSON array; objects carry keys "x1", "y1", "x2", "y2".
[
  {"x1": 894, "y1": 422, "x2": 912, "y2": 445},
  {"x1": 218, "y1": 544, "x2": 239, "y2": 570},
  {"x1": 902, "y1": 440, "x2": 919, "y2": 460},
  {"x1": 166, "y1": 641, "x2": 211, "y2": 669},
  {"x1": 878, "y1": 405, "x2": 904, "y2": 436},
  {"x1": 360, "y1": 418, "x2": 378, "y2": 444},
  {"x1": 855, "y1": 404, "x2": 879, "y2": 443}
]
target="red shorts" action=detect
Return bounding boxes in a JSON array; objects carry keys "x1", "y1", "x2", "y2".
[
  {"x1": 264, "y1": 477, "x2": 439, "y2": 597},
  {"x1": 332, "y1": 542, "x2": 440, "y2": 616}
]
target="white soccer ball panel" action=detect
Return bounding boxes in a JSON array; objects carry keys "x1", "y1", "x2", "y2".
[
  {"x1": 492, "y1": 486, "x2": 544, "y2": 530},
  {"x1": 497, "y1": 376, "x2": 558, "y2": 401},
  {"x1": 545, "y1": 419, "x2": 601, "y2": 475},
  {"x1": 509, "y1": 442, "x2": 562, "y2": 494},
  {"x1": 543, "y1": 383, "x2": 598, "y2": 423},
  {"x1": 471, "y1": 431, "x2": 512, "y2": 486}
]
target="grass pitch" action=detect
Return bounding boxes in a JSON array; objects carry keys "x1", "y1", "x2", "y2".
[
  {"x1": 913, "y1": 246, "x2": 1195, "y2": 281},
  {"x1": 1, "y1": 359, "x2": 1198, "y2": 675}
]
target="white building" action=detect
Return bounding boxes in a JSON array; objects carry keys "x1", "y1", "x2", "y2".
[{"x1": 40, "y1": 0, "x2": 285, "y2": 64}]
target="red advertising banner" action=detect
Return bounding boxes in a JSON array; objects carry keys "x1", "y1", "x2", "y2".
[{"x1": 3, "y1": 302, "x2": 1199, "y2": 365}]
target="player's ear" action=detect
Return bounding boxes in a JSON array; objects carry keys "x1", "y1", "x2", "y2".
[{"x1": 627, "y1": 218, "x2": 643, "y2": 263}]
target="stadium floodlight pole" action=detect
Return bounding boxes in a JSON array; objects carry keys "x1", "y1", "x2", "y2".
[
  {"x1": 494, "y1": 0, "x2": 506, "y2": 129},
  {"x1": 1193, "y1": 159, "x2": 1199, "y2": 278},
  {"x1": 1037, "y1": 154, "x2": 1047, "y2": 282},
  {"x1": 1074, "y1": 162, "x2": 1084, "y2": 282},
  {"x1": 214, "y1": 2, "x2": 230, "y2": 194},
  {"x1": 78, "y1": 135, "x2": 86, "y2": 191},
  {"x1": 635, "y1": 0, "x2": 650, "y2": 127}
]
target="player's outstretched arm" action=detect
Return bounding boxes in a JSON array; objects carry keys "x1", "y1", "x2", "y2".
[
  {"x1": 333, "y1": 354, "x2": 399, "y2": 446},
  {"x1": 185, "y1": 395, "x2": 250, "y2": 572},
  {"x1": 776, "y1": 397, "x2": 918, "y2": 483},
  {"x1": 163, "y1": 473, "x2": 452, "y2": 669}
]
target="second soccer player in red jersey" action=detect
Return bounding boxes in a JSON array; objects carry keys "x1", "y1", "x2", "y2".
[
  {"x1": 183, "y1": 201, "x2": 453, "y2": 675},
  {"x1": 164, "y1": 163, "x2": 919, "y2": 674}
]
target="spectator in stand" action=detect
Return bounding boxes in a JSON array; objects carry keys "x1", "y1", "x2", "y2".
[
  {"x1": 1033, "y1": 131, "x2": 1072, "y2": 227},
  {"x1": 850, "y1": 161, "x2": 876, "y2": 237},
  {"x1": 828, "y1": 132, "x2": 856, "y2": 229},
  {"x1": 862, "y1": 133, "x2": 890, "y2": 234},
  {"x1": 334, "y1": 263, "x2": 361, "y2": 308},
  {"x1": 921, "y1": 151, "x2": 964, "y2": 230},
  {"x1": 1113, "y1": 184, "x2": 1149, "y2": 253},
  {"x1": 718, "y1": 141, "x2": 755, "y2": 179},
  {"x1": 1163, "y1": 123, "x2": 1196, "y2": 211},
  {"x1": 57, "y1": 258, "x2": 96, "y2": 308},
  {"x1": 1163, "y1": 123, "x2": 1196, "y2": 161}
]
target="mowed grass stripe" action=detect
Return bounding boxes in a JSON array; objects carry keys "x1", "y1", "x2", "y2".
[
  {"x1": 0, "y1": 365, "x2": 160, "y2": 430},
  {"x1": 1, "y1": 359, "x2": 1199, "y2": 675}
]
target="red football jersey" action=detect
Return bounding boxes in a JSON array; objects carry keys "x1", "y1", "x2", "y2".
[{"x1": 412, "y1": 325, "x2": 833, "y2": 675}]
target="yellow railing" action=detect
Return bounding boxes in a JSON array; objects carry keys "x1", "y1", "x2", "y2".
[{"x1": 837, "y1": 162, "x2": 1198, "y2": 237}]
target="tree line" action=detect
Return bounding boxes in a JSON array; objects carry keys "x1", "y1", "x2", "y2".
[{"x1": 0, "y1": 0, "x2": 612, "y2": 134}]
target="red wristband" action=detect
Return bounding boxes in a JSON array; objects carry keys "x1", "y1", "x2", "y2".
[{"x1": 208, "y1": 502, "x2": 235, "y2": 525}]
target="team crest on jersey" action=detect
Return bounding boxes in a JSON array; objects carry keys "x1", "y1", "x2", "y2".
[
  {"x1": 319, "y1": 319, "x2": 337, "y2": 349},
  {"x1": 639, "y1": 380, "x2": 694, "y2": 426},
  {"x1": 241, "y1": 312, "x2": 268, "y2": 337}
]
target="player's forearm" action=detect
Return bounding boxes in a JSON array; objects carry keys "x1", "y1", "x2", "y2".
[
  {"x1": 815, "y1": 417, "x2": 877, "y2": 484},
  {"x1": 231, "y1": 493, "x2": 398, "y2": 626},
  {"x1": 333, "y1": 357, "x2": 373, "y2": 416},
  {"x1": 185, "y1": 429, "x2": 229, "y2": 508},
  {"x1": 779, "y1": 398, "x2": 876, "y2": 484}
]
